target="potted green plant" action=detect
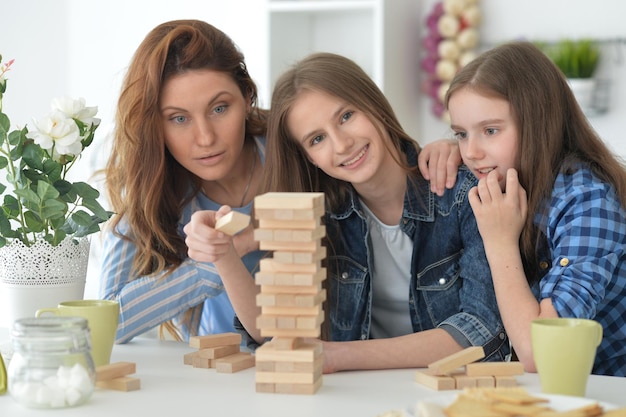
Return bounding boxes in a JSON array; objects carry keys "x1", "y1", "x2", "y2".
[{"x1": 539, "y1": 39, "x2": 601, "y2": 112}]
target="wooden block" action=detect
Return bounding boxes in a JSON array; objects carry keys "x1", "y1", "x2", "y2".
[
  {"x1": 415, "y1": 370, "x2": 456, "y2": 391},
  {"x1": 96, "y1": 361, "x2": 136, "y2": 381},
  {"x1": 260, "y1": 327, "x2": 321, "y2": 338},
  {"x1": 215, "y1": 211, "x2": 250, "y2": 235},
  {"x1": 495, "y1": 376, "x2": 518, "y2": 387},
  {"x1": 261, "y1": 283, "x2": 322, "y2": 294},
  {"x1": 259, "y1": 218, "x2": 320, "y2": 230},
  {"x1": 271, "y1": 337, "x2": 304, "y2": 350},
  {"x1": 259, "y1": 239, "x2": 320, "y2": 252},
  {"x1": 454, "y1": 374, "x2": 478, "y2": 389},
  {"x1": 192, "y1": 356, "x2": 215, "y2": 368},
  {"x1": 255, "y1": 382, "x2": 275, "y2": 393},
  {"x1": 476, "y1": 376, "x2": 496, "y2": 388},
  {"x1": 183, "y1": 351, "x2": 200, "y2": 365},
  {"x1": 255, "y1": 268, "x2": 326, "y2": 286},
  {"x1": 189, "y1": 332, "x2": 242, "y2": 349},
  {"x1": 96, "y1": 376, "x2": 141, "y2": 392},
  {"x1": 255, "y1": 206, "x2": 324, "y2": 221},
  {"x1": 465, "y1": 361, "x2": 524, "y2": 377},
  {"x1": 256, "y1": 289, "x2": 326, "y2": 308},
  {"x1": 428, "y1": 346, "x2": 485, "y2": 376},
  {"x1": 216, "y1": 352, "x2": 255, "y2": 373},
  {"x1": 275, "y1": 377, "x2": 322, "y2": 394},
  {"x1": 262, "y1": 305, "x2": 322, "y2": 316},
  {"x1": 198, "y1": 344, "x2": 240, "y2": 359},
  {"x1": 254, "y1": 192, "x2": 324, "y2": 210},
  {"x1": 273, "y1": 246, "x2": 326, "y2": 264},
  {"x1": 257, "y1": 354, "x2": 323, "y2": 373},
  {"x1": 257, "y1": 311, "x2": 324, "y2": 331},
  {"x1": 256, "y1": 364, "x2": 322, "y2": 384},
  {"x1": 259, "y1": 258, "x2": 320, "y2": 273},
  {"x1": 255, "y1": 340, "x2": 322, "y2": 362}
]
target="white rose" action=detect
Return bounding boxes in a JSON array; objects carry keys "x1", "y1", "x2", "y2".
[
  {"x1": 51, "y1": 96, "x2": 100, "y2": 128},
  {"x1": 26, "y1": 110, "x2": 83, "y2": 157}
]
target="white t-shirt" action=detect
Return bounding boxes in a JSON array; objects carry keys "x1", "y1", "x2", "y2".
[{"x1": 360, "y1": 201, "x2": 413, "y2": 339}]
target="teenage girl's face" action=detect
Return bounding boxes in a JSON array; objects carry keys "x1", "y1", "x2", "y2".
[
  {"x1": 448, "y1": 87, "x2": 519, "y2": 191},
  {"x1": 286, "y1": 89, "x2": 393, "y2": 186},
  {"x1": 160, "y1": 69, "x2": 249, "y2": 182}
]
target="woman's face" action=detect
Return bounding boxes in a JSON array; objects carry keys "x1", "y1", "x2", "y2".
[
  {"x1": 286, "y1": 89, "x2": 393, "y2": 187},
  {"x1": 160, "y1": 69, "x2": 249, "y2": 182},
  {"x1": 448, "y1": 87, "x2": 519, "y2": 191}
]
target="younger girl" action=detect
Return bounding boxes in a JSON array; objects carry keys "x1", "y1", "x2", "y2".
[{"x1": 445, "y1": 41, "x2": 626, "y2": 376}]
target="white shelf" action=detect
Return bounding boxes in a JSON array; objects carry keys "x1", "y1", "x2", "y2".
[{"x1": 265, "y1": 0, "x2": 421, "y2": 138}]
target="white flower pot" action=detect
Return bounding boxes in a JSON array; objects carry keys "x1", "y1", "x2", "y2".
[
  {"x1": 0, "y1": 238, "x2": 90, "y2": 329},
  {"x1": 567, "y1": 78, "x2": 596, "y2": 113}
]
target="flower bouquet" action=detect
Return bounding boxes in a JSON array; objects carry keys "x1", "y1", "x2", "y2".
[{"x1": 0, "y1": 55, "x2": 113, "y2": 328}]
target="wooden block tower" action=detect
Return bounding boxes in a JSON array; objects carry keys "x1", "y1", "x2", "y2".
[{"x1": 253, "y1": 192, "x2": 326, "y2": 394}]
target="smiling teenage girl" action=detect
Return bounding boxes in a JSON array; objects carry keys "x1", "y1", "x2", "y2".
[
  {"x1": 444, "y1": 41, "x2": 626, "y2": 376},
  {"x1": 255, "y1": 52, "x2": 509, "y2": 373},
  {"x1": 100, "y1": 20, "x2": 266, "y2": 343}
]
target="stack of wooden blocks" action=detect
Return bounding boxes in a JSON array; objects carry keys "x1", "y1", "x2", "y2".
[
  {"x1": 184, "y1": 332, "x2": 255, "y2": 373},
  {"x1": 95, "y1": 361, "x2": 140, "y2": 391},
  {"x1": 415, "y1": 346, "x2": 525, "y2": 391},
  {"x1": 253, "y1": 192, "x2": 327, "y2": 395}
]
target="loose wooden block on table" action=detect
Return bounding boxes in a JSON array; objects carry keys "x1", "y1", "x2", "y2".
[
  {"x1": 96, "y1": 376, "x2": 141, "y2": 392},
  {"x1": 465, "y1": 361, "x2": 524, "y2": 377},
  {"x1": 215, "y1": 352, "x2": 255, "y2": 373},
  {"x1": 96, "y1": 361, "x2": 137, "y2": 381},
  {"x1": 415, "y1": 370, "x2": 456, "y2": 391},
  {"x1": 428, "y1": 346, "x2": 485, "y2": 376},
  {"x1": 215, "y1": 211, "x2": 250, "y2": 235},
  {"x1": 189, "y1": 332, "x2": 242, "y2": 349},
  {"x1": 197, "y1": 344, "x2": 240, "y2": 359}
]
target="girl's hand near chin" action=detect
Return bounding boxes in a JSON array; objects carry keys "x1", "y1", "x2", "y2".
[{"x1": 468, "y1": 168, "x2": 528, "y2": 252}]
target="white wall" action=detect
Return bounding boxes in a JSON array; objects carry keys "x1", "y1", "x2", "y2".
[{"x1": 2, "y1": 0, "x2": 625, "y2": 298}]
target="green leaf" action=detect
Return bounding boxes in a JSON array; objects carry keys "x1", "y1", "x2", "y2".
[
  {"x1": 14, "y1": 187, "x2": 39, "y2": 205},
  {"x1": 22, "y1": 142, "x2": 44, "y2": 170},
  {"x1": 73, "y1": 182, "x2": 100, "y2": 199},
  {"x1": 82, "y1": 197, "x2": 111, "y2": 221},
  {"x1": 43, "y1": 159, "x2": 62, "y2": 182},
  {"x1": 8, "y1": 127, "x2": 26, "y2": 148},
  {"x1": 0, "y1": 182, "x2": 5, "y2": 194},
  {"x1": 41, "y1": 199, "x2": 67, "y2": 220},
  {"x1": 0, "y1": 113, "x2": 9, "y2": 136},
  {"x1": 3, "y1": 194, "x2": 20, "y2": 215},
  {"x1": 54, "y1": 179, "x2": 74, "y2": 197},
  {"x1": 37, "y1": 181, "x2": 60, "y2": 201},
  {"x1": 71, "y1": 210, "x2": 93, "y2": 226},
  {"x1": 0, "y1": 156, "x2": 8, "y2": 170},
  {"x1": 23, "y1": 210, "x2": 44, "y2": 232}
]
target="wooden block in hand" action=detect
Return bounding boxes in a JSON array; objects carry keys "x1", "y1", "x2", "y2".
[
  {"x1": 428, "y1": 346, "x2": 485, "y2": 376},
  {"x1": 96, "y1": 361, "x2": 136, "y2": 381},
  {"x1": 96, "y1": 376, "x2": 141, "y2": 392},
  {"x1": 215, "y1": 211, "x2": 250, "y2": 235}
]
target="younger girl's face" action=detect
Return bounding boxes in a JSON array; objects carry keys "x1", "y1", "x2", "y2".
[
  {"x1": 160, "y1": 69, "x2": 249, "y2": 182},
  {"x1": 448, "y1": 88, "x2": 519, "y2": 191},
  {"x1": 286, "y1": 89, "x2": 393, "y2": 186}
]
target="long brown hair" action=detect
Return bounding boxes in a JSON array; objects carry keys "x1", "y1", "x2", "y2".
[
  {"x1": 445, "y1": 41, "x2": 626, "y2": 282},
  {"x1": 262, "y1": 52, "x2": 419, "y2": 211},
  {"x1": 106, "y1": 19, "x2": 266, "y2": 276},
  {"x1": 105, "y1": 20, "x2": 267, "y2": 337}
]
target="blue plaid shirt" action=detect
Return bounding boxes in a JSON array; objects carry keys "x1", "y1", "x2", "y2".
[{"x1": 532, "y1": 165, "x2": 626, "y2": 376}]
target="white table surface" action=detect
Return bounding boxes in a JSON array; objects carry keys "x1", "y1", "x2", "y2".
[{"x1": 1, "y1": 327, "x2": 625, "y2": 416}]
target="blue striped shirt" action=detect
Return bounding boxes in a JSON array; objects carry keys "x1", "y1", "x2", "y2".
[
  {"x1": 99, "y1": 137, "x2": 266, "y2": 343},
  {"x1": 533, "y1": 166, "x2": 626, "y2": 376}
]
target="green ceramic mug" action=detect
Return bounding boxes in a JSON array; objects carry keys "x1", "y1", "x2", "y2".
[
  {"x1": 531, "y1": 318, "x2": 602, "y2": 397},
  {"x1": 36, "y1": 300, "x2": 119, "y2": 367}
]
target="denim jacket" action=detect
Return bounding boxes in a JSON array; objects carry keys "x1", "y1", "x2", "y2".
[{"x1": 324, "y1": 145, "x2": 509, "y2": 361}]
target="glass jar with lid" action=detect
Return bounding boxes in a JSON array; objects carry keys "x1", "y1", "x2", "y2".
[{"x1": 8, "y1": 316, "x2": 95, "y2": 408}]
